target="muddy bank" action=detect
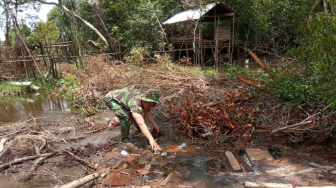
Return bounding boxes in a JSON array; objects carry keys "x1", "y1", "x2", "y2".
[{"x1": 0, "y1": 111, "x2": 335, "y2": 188}]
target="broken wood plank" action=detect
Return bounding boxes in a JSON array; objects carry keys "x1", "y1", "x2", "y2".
[
  {"x1": 249, "y1": 50, "x2": 277, "y2": 81},
  {"x1": 225, "y1": 151, "x2": 241, "y2": 171},
  {"x1": 245, "y1": 148, "x2": 273, "y2": 161},
  {"x1": 236, "y1": 75, "x2": 273, "y2": 94},
  {"x1": 231, "y1": 151, "x2": 254, "y2": 172}
]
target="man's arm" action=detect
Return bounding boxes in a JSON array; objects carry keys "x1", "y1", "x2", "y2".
[
  {"x1": 144, "y1": 111, "x2": 161, "y2": 132},
  {"x1": 132, "y1": 112, "x2": 161, "y2": 150}
]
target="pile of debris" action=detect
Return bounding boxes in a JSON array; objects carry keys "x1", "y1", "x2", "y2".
[{"x1": 169, "y1": 88, "x2": 256, "y2": 140}]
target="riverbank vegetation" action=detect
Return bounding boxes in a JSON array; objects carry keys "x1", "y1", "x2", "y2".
[{"x1": 0, "y1": 82, "x2": 22, "y2": 93}]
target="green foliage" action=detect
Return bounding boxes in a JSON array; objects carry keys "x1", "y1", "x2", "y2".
[
  {"x1": 202, "y1": 68, "x2": 218, "y2": 76},
  {"x1": 224, "y1": 64, "x2": 251, "y2": 79},
  {"x1": 225, "y1": 0, "x2": 314, "y2": 46},
  {"x1": 73, "y1": 0, "x2": 183, "y2": 52},
  {"x1": 41, "y1": 0, "x2": 317, "y2": 53},
  {"x1": 267, "y1": 68, "x2": 319, "y2": 107},
  {"x1": 8, "y1": 24, "x2": 31, "y2": 46},
  {"x1": 47, "y1": 6, "x2": 72, "y2": 41},
  {"x1": 287, "y1": 13, "x2": 336, "y2": 107},
  {"x1": 223, "y1": 64, "x2": 320, "y2": 107},
  {"x1": 124, "y1": 47, "x2": 146, "y2": 66},
  {"x1": 25, "y1": 75, "x2": 57, "y2": 90},
  {"x1": 58, "y1": 75, "x2": 81, "y2": 90},
  {"x1": 26, "y1": 22, "x2": 59, "y2": 45},
  {"x1": 56, "y1": 75, "x2": 83, "y2": 104}
]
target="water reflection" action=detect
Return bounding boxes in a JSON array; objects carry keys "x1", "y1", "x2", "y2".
[{"x1": 0, "y1": 93, "x2": 80, "y2": 123}]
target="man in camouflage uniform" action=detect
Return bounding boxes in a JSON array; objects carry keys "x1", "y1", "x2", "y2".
[{"x1": 103, "y1": 88, "x2": 161, "y2": 151}]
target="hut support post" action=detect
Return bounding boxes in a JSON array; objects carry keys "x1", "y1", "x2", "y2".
[
  {"x1": 229, "y1": 42, "x2": 231, "y2": 64},
  {"x1": 230, "y1": 14, "x2": 235, "y2": 64},
  {"x1": 214, "y1": 9, "x2": 219, "y2": 69},
  {"x1": 186, "y1": 44, "x2": 189, "y2": 59},
  {"x1": 199, "y1": 22, "x2": 204, "y2": 67}
]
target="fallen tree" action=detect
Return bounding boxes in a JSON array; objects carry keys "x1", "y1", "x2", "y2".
[{"x1": 9, "y1": 82, "x2": 40, "y2": 91}]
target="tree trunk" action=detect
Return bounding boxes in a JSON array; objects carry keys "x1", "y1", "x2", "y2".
[
  {"x1": 324, "y1": 0, "x2": 328, "y2": 13},
  {"x1": 33, "y1": 0, "x2": 108, "y2": 46},
  {"x1": 70, "y1": 13, "x2": 84, "y2": 69},
  {"x1": 35, "y1": 23, "x2": 48, "y2": 69},
  {"x1": 68, "y1": 22, "x2": 77, "y2": 56},
  {"x1": 60, "y1": 23, "x2": 65, "y2": 43},
  {"x1": 92, "y1": 0, "x2": 116, "y2": 53},
  {"x1": 330, "y1": 1, "x2": 334, "y2": 13},
  {"x1": 5, "y1": 5, "x2": 10, "y2": 41},
  {"x1": 147, "y1": 0, "x2": 170, "y2": 50},
  {"x1": 59, "y1": 24, "x2": 69, "y2": 63}
]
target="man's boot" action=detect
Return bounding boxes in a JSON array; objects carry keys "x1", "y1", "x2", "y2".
[{"x1": 121, "y1": 125, "x2": 131, "y2": 143}]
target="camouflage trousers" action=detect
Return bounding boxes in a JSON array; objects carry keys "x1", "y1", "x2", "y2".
[{"x1": 103, "y1": 97, "x2": 132, "y2": 127}]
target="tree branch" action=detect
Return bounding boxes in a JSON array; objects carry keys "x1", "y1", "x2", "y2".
[
  {"x1": 62, "y1": 149, "x2": 98, "y2": 170},
  {"x1": 54, "y1": 172, "x2": 102, "y2": 188},
  {"x1": 271, "y1": 112, "x2": 320, "y2": 133},
  {"x1": 0, "y1": 153, "x2": 53, "y2": 172},
  {"x1": 30, "y1": 0, "x2": 108, "y2": 45}
]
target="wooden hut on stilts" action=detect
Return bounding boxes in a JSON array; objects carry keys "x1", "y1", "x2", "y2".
[{"x1": 163, "y1": 2, "x2": 239, "y2": 68}]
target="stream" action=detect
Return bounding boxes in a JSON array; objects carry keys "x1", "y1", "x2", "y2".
[{"x1": 0, "y1": 92, "x2": 80, "y2": 123}]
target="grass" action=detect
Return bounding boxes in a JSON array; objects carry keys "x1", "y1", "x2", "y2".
[{"x1": 0, "y1": 82, "x2": 23, "y2": 92}]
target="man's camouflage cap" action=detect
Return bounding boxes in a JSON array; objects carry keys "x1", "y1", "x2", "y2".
[{"x1": 141, "y1": 89, "x2": 161, "y2": 104}]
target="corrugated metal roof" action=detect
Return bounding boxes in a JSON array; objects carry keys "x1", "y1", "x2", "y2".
[
  {"x1": 163, "y1": 2, "x2": 238, "y2": 25},
  {"x1": 163, "y1": 3, "x2": 216, "y2": 25}
]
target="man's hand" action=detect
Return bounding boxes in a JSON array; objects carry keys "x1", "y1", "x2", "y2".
[
  {"x1": 150, "y1": 139, "x2": 161, "y2": 151},
  {"x1": 108, "y1": 119, "x2": 120, "y2": 129},
  {"x1": 153, "y1": 124, "x2": 161, "y2": 132},
  {"x1": 132, "y1": 112, "x2": 161, "y2": 151}
]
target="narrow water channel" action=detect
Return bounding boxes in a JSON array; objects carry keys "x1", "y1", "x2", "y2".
[{"x1": 0, "y1": 92, "x2": 80, "y2": 123}]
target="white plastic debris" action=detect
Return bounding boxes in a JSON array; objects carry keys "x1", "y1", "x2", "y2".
[
  {"x1": 161, "y1": 152, "x2": 168, "y2": 156},
  {"x1": 121, "y1": 150, "x2": 129, "y2": 156},
  {"x1": 178, "y1": 143, "x2": 187, "y2": 150}
]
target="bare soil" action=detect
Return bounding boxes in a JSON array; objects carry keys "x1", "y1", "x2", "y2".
[{"x1": 0, "y1": 111, "x2": 335, "y2": 188}]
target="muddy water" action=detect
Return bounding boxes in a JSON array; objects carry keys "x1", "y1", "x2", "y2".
[{"x1": 0, "y1": 92, "x2": 80, "y2": 123}]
